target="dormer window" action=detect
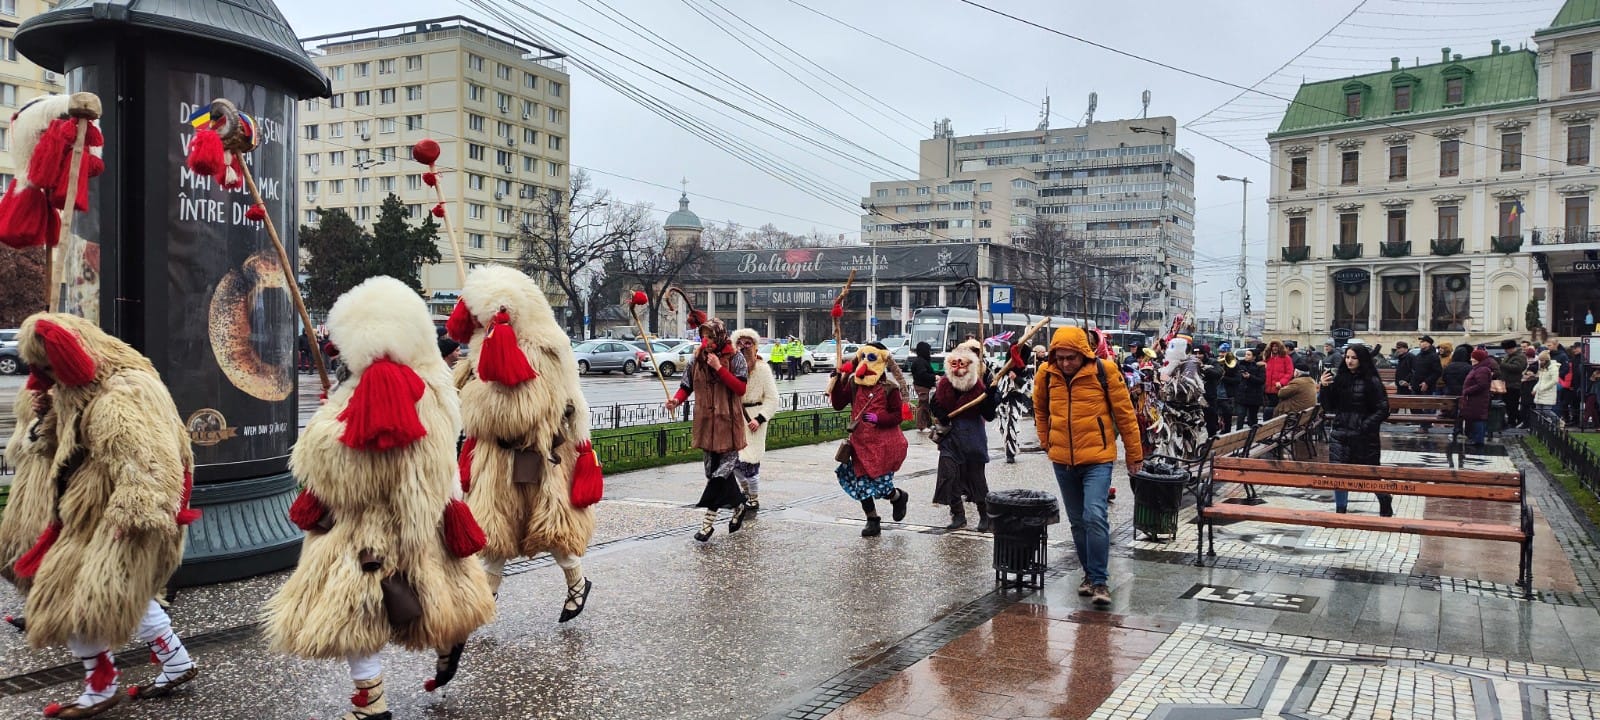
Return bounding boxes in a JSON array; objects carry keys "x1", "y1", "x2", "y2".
[
  {"x1": 1346, "y1": 92, "x2": 1362, "y2": 117},
  {"x1": 1390, "y1": 72, "x2": 1419, "y2": 113},
  {"x1": 1440, "y1": 64, "x2": 1473, "y2": 106}
]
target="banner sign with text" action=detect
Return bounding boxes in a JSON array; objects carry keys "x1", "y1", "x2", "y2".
[{"x1": 693, "y1": 244, "x2": 979, "y2": 283}]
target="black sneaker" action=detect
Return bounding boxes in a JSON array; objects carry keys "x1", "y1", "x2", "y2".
[
  {"x1": 862, "y1": 517, "x2": 881, "y2": 537},
  {"x1": 890, "y1": 489, "x2": 909, "y2": 522}
]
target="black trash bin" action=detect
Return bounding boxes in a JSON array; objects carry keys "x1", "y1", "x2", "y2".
[
  {"x1": 1131, "y1": 456, "x2": 1191, "y2": 542},
  {"x1": 986, "y1": 488, "x2": 1060, "y2": 589}
]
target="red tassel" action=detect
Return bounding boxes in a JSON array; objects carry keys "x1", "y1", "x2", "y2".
[
  {"x1": 430, "y1": 203, "x2": 446, "y2": 218},
  {"x1": 338, "y1": 358, "x2": 428, "y2": 451},
  {"x1": 34, "y1": 319, "x2": 96, "y2": 386},
  {"x1": 220, "y1": 156, "x2": 245, "y2": 190},
  {"x1": 25, "y1": 369, "x2": 53, "y2": 392},
  {"x1": 186, "y1": 127, "x2": 226, "y2": 177},
  {"x1": 44, "y1": 199, "x2": 60, "y2": 248},
  {"x1": 86, "y1": 651, "x2": 116, "y2": 692},
  {"x1": 43, "y1": 702, "x2": 63, "y2": 717},
  {"x1": 412, "y1": 138, "x2": 441, "y2": 165},
  {"x1": 175, "y1": 470, "x2": 201, "y2": 526},
  {"x1": 629, "y1": 290, "x2": 647, "y2": 306},
  {"x1": 458, "y1": 437, "x2": 477, "y2": 493},
  {"x1": 570, "y1": 440, "x2": 603, "y2": 508},
  {"x1": 688, "y1": 310, "x2": 707, "y2": 329},
  {"x1": 476, "y1": 311, "x2": 538, "y2": 386},
  {"x1": 287, "y1": 489, "x2": 329, "y2": 531},
  {"x1": 48, "y1": 124, "x2": 97, "y2": 212},
  {"x1": 830, "y1": 302, "x2": 843, "y2": 319},
  {"x1": 322, "y1": 341, "x2": 340, "y2": 359},
  {"x1": 352, "y1": 687, "x2": 373, "y2": 708},
  {"x1": 13, "y1": 521, "x2": 61, "y2": 579},
  {"x1": 26, "y1": 119, "x2": 74, "y2": 191},
  {"x1": 422, "y1": 171, "x2": 438, "y2": 187},
  {"x1": 245, "y1": 204, "x2": 266, "y2": 222},
  {"x1": 442, "y1": 499, "x2": 487, "y2": 558},
  {"x1": 0, "y1": 182, "x2": 52, "y2": 249},
  {"x1": 902, "y1": 402, "x2": 913, "y2": 419},
  {"x1": 446, "y1": 299, "x2": 478, "y2": 344}
]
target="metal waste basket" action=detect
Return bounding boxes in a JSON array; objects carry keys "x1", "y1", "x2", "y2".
[
  {"x1": 1131, "y1": 456, "x2": 1190, "y2": 542},
  {"x1": 986, "y1": 489, "x2": 1060, "y2": 589}
]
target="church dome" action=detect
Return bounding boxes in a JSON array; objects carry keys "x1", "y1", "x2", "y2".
[{"x1": 664, "y1": 192, "x2": 702, "y2": 230}]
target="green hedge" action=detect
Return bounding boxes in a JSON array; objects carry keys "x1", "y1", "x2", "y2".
[{"x1": 591, "y1": 408, "x2": 915, "y2": 475}]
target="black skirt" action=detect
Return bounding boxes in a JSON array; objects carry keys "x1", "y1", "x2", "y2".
[{"x1": 696, "y1": 474, "x2": 747, "y2": 510}]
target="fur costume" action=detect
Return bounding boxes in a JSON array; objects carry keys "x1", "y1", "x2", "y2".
[
  {"x1": 828, "y1": 342, "x2": 911, "y2": 537},
  {"x1": 265, "y1": 277, "x2": 495, "y2": 718},
  {"x1": 732, "y1": 328, "x2": 778, "y2": 512},
  {"x1": 0, "y1": 93, "x2": 105, "y2": 251},
  {"x1": 0, "y1": 313, "x2": 200, "y2": 716},
  {"x1": 929, "y1": 343, "x2": 998, "y2": 531},
  {"x1": 449, "y1": 266, "x2": 598, "y2": 620},
  {"x1": 669, "y1": 317, "x2": 751, "y2": 542}
]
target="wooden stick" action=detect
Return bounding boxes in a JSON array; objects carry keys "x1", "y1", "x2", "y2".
[
  {"x1": 943, "y1": 316, "x2": 1050, "y2": 422},
  {"x1": 631, "y1": 303, "x2": 673, "y2": 404},
  {"x1": 826, "y1": 270, "x2": 857, "y2": 394},
  {"x1": 427, "y1": 165, "x2": 469, "y2": 288},
  {"x1": 240, "y1": 162, "x2": 331, "y2": 394},
  {"x1": 48, "y1": 119, "x2": 90, "y2": 312}
]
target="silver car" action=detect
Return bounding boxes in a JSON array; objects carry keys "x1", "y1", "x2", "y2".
[{"x1": 572, "y1": 339, "x2": 641, "y2": 376}]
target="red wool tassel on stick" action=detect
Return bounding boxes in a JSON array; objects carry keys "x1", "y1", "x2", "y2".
[
  {"x1": 0, "y1": 182, "x2": 52, "y2": 249},
  {"x1": 245, "y1": 204, "x2": 267, "y2": 222},
  {"x1": 34, "y1": 319, "x2": 96, "y2": 386},
  {"x1": 442, "y1": 499, "x2": 487, "y2": 558},
  {"x1": 476, "y1": 311, "x2": 538, "y2": 386},
  {"x1": 26, "y1": 119, "x2": 75, "y2": 192},
  {"x1": 13, "y1": 521, "x2": 62, "y2": 579},
  {"x1": 175, "y1": 470, "x2": 201, "y2": 526},
  {"x1": 829, "y1": 302, "x2": 844, "y2": 319},
  {"x1": 430, "y1": 203, "x2": 446, "y2": 218},
  {"x1": 337, "y1": 358, "x2": 427, "y2": 451},
  {"x1": 570, "y1": 440, "x2": 604, "y2": 508},
  {"x1": 445, "y1": 299, "x2": 478, "y2": 344},
  {"x1": 412, "y1": 138, "x2": 441, "y2": 166},
  {"x1": 458, "y1": 437, "x2": 477, "y2": 493},
  {"x1": 688, "y1": 310, "x2": 707, "y2": 329},
  {"x1": 422, "y1": 172, "x2": 438, "y2": 187},
  {"x1": 287, "y1": 489, "x2": 329, "y2": 531},
  {"x1": 185, "y1": 127, "x2": 226, "y2": 178}
]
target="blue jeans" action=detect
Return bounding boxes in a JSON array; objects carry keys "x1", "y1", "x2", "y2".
[
  {"x1": 1053, "y1": 462, "x2": 1113, "y2": 586},
  {"x1": 1467, "y1": 419, "x2": 1487, "y2": 445}
]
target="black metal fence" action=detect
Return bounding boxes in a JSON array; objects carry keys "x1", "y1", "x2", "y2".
[
  {"x1": 587, "y1": 391, "x2": 835, "y2": 430},
  {"x1": 591, "y1": 407, "x2": 852, "y2": 468},
  {"x1": 1528, "y1": 410, "x2": 1600, "y2": 493}
]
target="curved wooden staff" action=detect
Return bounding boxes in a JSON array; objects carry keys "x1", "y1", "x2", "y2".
[
  {"x1": 946, "y1": 316, "x2": 1050, "y2": 420},
  {"x1": 825, "y1": 270, "x2": 857, "y2": 394},
  {"x1": 662, "y1": 285, "x2": 705, "y2": 338},
  {"x1": 626, "y1": 289, "x2": 672, "y2": 404},
  {"x1": 51, "y1": 93, "x2": 101, "y2": 312},
  {"x1": 955, "y1": 277, "x2": 984, "y2": 346},
  {"x1": 411, "y1": 139, "x2": 468, "y2": 288}
]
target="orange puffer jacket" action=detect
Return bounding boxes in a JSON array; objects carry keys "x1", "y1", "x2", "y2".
[{"x1": 1031, "y1": 326, "x2": 1145, "y2": 468}]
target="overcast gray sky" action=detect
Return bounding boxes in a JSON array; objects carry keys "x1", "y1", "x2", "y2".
[{"x1": 279, "y1": 0, "x2": 1567, "y2": 319}]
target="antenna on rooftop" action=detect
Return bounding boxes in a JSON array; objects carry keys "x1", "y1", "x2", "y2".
[
  {"x1": 1141, "y1": 90, "x2": 1151, "y2": 119},
  {"x1": 1083, "y1": 92, "x2": 1097, "y2": 126},
  {"x1": 1037, "y1": 91, "x2": 1050, "y2": 131}
]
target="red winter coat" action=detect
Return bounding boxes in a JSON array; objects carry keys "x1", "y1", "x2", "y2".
[
  {"x1": 1265, "y1": 355, "x2": 1294, "y2": 395},
  {"x1": 830, "y1": 380, "x2": 908, "y2": 479},
  {"x1": 1460, "y1": 363, "x2": 1494, "y2": 422}
]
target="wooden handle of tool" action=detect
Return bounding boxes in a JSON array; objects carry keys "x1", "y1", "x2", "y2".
[{"x1": 241, "y1": 163, "x2": 331, "y2": 393}]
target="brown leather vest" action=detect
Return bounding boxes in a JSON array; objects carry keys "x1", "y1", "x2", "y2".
[{"x1": 690, "y1": 350, "x2": 747, "y2": 455}]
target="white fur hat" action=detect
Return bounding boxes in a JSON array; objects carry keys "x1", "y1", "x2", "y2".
[
  {"x1": 326, "y1": 275, "x2": 437, "y2": 374},
  {"x1": 731, "y1": 328, "x2": 761, "y2": 345}
]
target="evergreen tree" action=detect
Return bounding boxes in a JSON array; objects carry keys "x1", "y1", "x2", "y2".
[
  {"x1": 300, "y1": 207, "x2": 372, "y2": 312},
  {"x1": 369, "y1": 194, "x2": 440, "y2": 293}
]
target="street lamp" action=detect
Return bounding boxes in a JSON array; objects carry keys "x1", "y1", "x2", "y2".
[{"x1": 1216, "y1": 174, "x2": 1250, "y2": 343}]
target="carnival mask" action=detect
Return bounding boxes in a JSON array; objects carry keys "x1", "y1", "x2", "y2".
[{"x1": 853, "y1": 345, "x2": 889, "y2": 386}]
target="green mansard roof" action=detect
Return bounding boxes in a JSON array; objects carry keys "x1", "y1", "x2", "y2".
[
  {"x1": 1537, "y1": 0, "x2": 1600, "y2": 36},
  {"x1": 1270, "y1": 50, "x2": 1537, "y2": 138}
]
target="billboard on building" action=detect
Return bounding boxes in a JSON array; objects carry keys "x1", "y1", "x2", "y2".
[{"x1": 693, "y1": 244, "x2": 979, "y2": 283}]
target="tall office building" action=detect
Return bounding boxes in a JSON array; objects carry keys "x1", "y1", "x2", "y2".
[
  {"x1": 0, "y1": 1, "x2": 74, "y2": 186},
  {"x1": 861, "y1": 116, "x2": 1197, "y2": 330},
  {"x1": 298, "y1": 17, "x2": 571, "y2": 315}
]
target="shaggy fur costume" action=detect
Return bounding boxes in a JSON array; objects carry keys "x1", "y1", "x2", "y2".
[
  {"x1": 0, "y1": 313, "x2": 191, "y2": 650},
  {"x1": 264, "y1": 277, "x2": 495, "y2": 660},
  {"x1": 733, "y1": 328, "x2": 779, "y2": 466},
  {"x1": 453, "y1": 266, "x2": 596, "y2": 564}
]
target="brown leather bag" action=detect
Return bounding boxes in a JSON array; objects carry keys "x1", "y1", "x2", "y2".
[{"x1": 360, "y1": 549, "x2": 422, "y2": 627}]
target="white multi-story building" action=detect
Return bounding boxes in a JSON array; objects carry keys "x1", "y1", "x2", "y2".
[
  {"x1": 1267, "y1": 0, "x2": 1600, "y2": 345},
  {"x1": 298, "y1": 17, "x2": 571, "y2": 315},
  {"x1": 862, "y1": 116, "x2": 1196, "y2": 331},
  {"x1": 0, "y1": 1, "x2": 73, "y2": 186}
]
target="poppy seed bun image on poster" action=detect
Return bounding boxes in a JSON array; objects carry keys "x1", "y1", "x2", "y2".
[{"x1": 207, "y1": 249, "x2": 294, "y2": 401}]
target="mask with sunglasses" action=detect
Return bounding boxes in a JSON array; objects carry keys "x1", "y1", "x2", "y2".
[{"x1": 852, "y1": 345, "x2": 890, "y2": 386}]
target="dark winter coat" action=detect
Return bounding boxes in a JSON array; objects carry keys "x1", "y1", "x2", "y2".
[
  {"x1": 1443, "y1": 360, "x2": 1472, "y2": 397},
  {"x1": 1410, "y1": 347, "x2": 1442, "y2": 392},
  {"x1": 1499, "y1": 350, "x2": 1527, "y2": 390},
  {"x1": 909, "y1": 357, "x2": 938, "y2": 389},
  {"x1": 1460, "y1": 363, "x2": 1494, "y2": 422},
  {"x1": 1319, "y1": 371, "x2": 1388, "y2": 466},
  {"x1": 1201, "y1": 361, "x2": 1221, "y2": 402},
  {"x1": 1394, "y1": 351, "x2": 1416, "y2": 391},
  {"x1": 1236, "y1": 361, "x2": 1266, "y2": 407}
]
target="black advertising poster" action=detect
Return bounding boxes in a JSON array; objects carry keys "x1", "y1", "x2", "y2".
[
  {"x1": 167, "y1": 71, "x2": 296, "y2": 480},
  {"x1": 693, "y1": 244, "x2": 978, "y2": 283}
]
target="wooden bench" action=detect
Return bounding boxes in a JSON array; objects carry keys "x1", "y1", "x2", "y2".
[
  {"x1": 1199, "y1": 457, "x2": 1532, "y2": 595},
  {"x1": 1378, "y1": 368, "x2": 1397, "y2": 386},
  {"x1": 1244, "y1": 414, "x2": 1291, "y2": 459},
  {"x1": 1385, "y1": 395, "x2": 1460, "y2": 434}
]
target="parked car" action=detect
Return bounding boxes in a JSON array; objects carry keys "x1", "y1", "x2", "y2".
[
  {"x1": 572, "y1": 339, "x2": 642, "y2": 375},
  {"x1": 0, "y1": 345, "x2": 26, "y2": 375},
  {"x1": 809, "y1": 340, "x2": 862, "y2": 372},
  {"x1": 639, "y1": 341, "x2": 697, "y2": 377},
  {"x1": 0, "y1": 328, "x2": 18, "y2": 348}
]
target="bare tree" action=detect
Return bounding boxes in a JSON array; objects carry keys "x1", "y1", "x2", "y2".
[
  {"x1": 517, "y1": 169, "x2": 650, "y2": 338},
  {"x1": 618, "y1": 223, "x2": 707, "y2": 333},
  {"x1": 698, "y1": 220, "x2": 743, "y2": 252}
]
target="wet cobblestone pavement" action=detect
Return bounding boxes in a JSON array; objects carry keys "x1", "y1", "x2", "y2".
[{"x1": 4, "y1": 427, "x2": 1600, "y2": 718}]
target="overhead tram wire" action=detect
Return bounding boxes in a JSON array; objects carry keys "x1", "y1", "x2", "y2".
[
  {"x1": 1188, "y1": 0, "x2": 1370, "y2": 128},
  {"x1": 567, "y1": 0, "x2": 923, "y2": 176},
  {"x1": 468, "y1": 0, "x2": 871, "y2": 211},
  {"x1": 690, "y1": 0, "x2": 927, "y2": 133},
  {"x1": 955, "y1": 0, "x2": 1600, "y2": 173},
  {"x1": 782, "y1": 0, "x2": 1073, "y2": 126},
  {"x1": 478, "y1": 0, "x2": 920, "y2": 180}
]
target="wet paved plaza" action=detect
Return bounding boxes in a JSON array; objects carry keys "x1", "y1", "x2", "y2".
[{"x1": 3, "y1": 425, "x2": 1600, "y2": 718}]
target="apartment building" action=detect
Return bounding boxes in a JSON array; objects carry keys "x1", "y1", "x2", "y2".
[
  {"x1": 298, "y1": 17, "x2": 571, "y2": 314},
  {"x1": 0, "y1": 0, "x2": 71, "y2": 186},
  {"x1": 861, "y1": 117, "x2": 1196, "y2": 331},
  {"x1": 1267, "y1": 0, "x2": 1600, "y2": 346}
]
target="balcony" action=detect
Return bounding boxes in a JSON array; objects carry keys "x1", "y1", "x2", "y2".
[
  {"x1": 1331, "y1": 243, "x2": 1363, "y2": 260},
  {"x1": 1379, "y1": 241, "x2": 1412, "y2": 258},
  {"x1": 1530, "y1": 226, "x2": 1600, "y2": 246},
  {"x1": 1281, "y1": 245, "x2": 1311, "y2": 263},
  {"x1": 1430, "y1": 237, "x2": 1464, "y2": 256},
  {"x1": 1490, "y1": 235, "x2": 1524, "y2": 254}
]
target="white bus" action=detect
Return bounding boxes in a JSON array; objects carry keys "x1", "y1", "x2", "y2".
[{"x1": 908, "y1": 307, "x2": 1097, "y2": 355}]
